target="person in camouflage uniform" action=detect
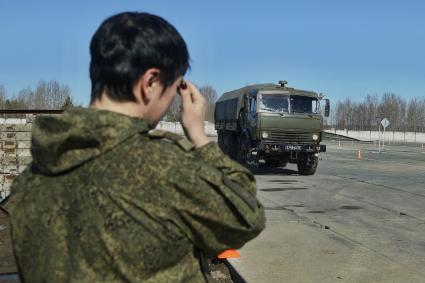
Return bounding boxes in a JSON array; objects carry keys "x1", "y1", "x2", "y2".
[{"x1": 2, "y1": 12, "x2": 265, "y2": 282}]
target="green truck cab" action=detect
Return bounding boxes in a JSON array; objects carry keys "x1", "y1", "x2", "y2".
[{"x1": 214, "y1": 81, "x2": 330, "y2": 175}]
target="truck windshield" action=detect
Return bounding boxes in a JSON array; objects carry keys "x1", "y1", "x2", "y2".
[
  {"x1": 259, "y1": 93, "x2": 289, "y2": 113},
  {"x1": 290, "y1": 95, "x2": 318, "y2": 114}
]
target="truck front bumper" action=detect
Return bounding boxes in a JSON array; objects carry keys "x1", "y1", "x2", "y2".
[{"x1": 258, "y1": 142, "x2": 326, "y2": 153}]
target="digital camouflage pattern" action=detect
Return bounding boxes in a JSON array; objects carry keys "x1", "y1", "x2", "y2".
[{"x1": 2, "y1": 108, "x2": 265, "y2": 282}]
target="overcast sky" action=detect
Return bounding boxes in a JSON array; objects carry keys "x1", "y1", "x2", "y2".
[{"x1": 1, "y1": 0, "x2": 424, "y2": 105}]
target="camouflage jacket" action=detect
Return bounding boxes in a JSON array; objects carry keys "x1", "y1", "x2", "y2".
[{"x1": 3, "y1": 108, "x2": 265, "y2": 283}]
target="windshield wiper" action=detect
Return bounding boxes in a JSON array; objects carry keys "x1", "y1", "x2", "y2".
[{"x1": 261, "y1": 107, "x2": 277, "y2": 112}]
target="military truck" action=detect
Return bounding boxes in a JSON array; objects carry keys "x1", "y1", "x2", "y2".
[{"x1": 214, "y1": 81, "x2": 330, "y2": 175}]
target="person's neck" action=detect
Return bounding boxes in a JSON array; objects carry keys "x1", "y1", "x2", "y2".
[{"x1": 90, "y1": 94, "x2": 143, "y2": 118}]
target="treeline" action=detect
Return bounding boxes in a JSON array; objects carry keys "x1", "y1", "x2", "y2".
[
  {"x1": 1, "y1": 80, "x2": 218, "y2": 121},
  {"x1": 165, "y1": 84, "x2": 218, "y2": 122},
  {"x1": 331, "y1": 93, "x2": 425, "y2": 132},
  {"x1": 0, "y1": 80, "x2": 74, "y2": 110}
]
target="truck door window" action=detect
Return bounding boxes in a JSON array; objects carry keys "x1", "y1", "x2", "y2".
[{"x1": 250, "y1": 97, "x2": 257, "y2": 113}]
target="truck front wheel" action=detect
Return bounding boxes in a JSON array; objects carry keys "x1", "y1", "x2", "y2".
[{"x1": 297, "y1": 154, "x2": 318, "y2": 175}]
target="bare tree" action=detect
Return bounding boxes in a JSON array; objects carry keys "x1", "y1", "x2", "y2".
[
  {"x1": 365, "y1": 94, "x2": 379, "y2": 130},
  {"x1": 61, "y1": 96, "x2": 74, "y2": 110},
  {"x1": 335, "y1": 97, "x2": 356, "y2": 130},
  {"x1": 199, "y1": 85, "x2": 218, "y2": 122},
  {"x1": 23, "y1": 80, "x2": 72, "y2": 110},
  {"x1": 0, "y1": 85, "x2": 6, "y2": 109},
  {"x1": 377, "y1": 93, "x2": 406, "y2": 131},
  {"x1": 406, "y1": 98, "x2": 425, "y2": 132},
  {"x1": 45, "y1": 80, "x2": 71, "y2": 109},
  {"x1": 331, "y1": 92, "x2": 425, "y2": 132},
  {"x1": 16, "y1": 87, "x2": 34, "y2": 109},
  {"x1": 165, "y1": 95, "x2": 182, "y2": 122},
  {"x1": 0, "y1": 80, "x2": 74, "y2": 110},
  {"x1": 164, "y1": 84, "x2": 219, "y2": 122}
]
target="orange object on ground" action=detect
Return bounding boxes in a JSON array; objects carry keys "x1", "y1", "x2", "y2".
[
  {"x1": 356, "y1": 149, "x2": 362, "y2": 160},
  {"x1": 217, "y1": 249, "x2": 240, "y2": 259}
]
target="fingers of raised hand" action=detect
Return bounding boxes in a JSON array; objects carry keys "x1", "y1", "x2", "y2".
[{"x1": 179, "y1": 87, "x2": 192, "y2": 109}]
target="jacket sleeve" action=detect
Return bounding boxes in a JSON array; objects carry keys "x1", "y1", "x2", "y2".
[{"x1": 167, "y1": 142, "x2": 265, "y2": 257}]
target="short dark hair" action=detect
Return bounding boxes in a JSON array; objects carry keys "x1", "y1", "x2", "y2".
[{"x1": 89, "y1": 12, "x2": 190, "y2": 103}]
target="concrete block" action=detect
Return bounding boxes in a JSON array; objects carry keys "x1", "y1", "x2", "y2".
[
  {"x1": 18, "y1": 165, "x2": 28, "y2": 174},
  {"x1": 1, "y1": 151, "x2": 17, "y2": 159},
  {"x1": 17, "y1": 156, "x2": 32, "y2": 166},
  {"x1": 17, "y1": 141, "x2": 31, "y2": 149},
  {"x1": 3, "y1": 141, "x2": 16, "y2": 149},
  {"x1": 2, "y1": 148, "x2": 16, "y2": 155},
  {"x1": 0, "y1": 131, "x2": 32, "y2": 141},
  {"x1": 0, "y1": 118, "x2": 27, "y2": 125},
  {"x1": 3, "y1": 175, "x2": 16, "y2": 183},
  {"x1": 0, "y1": 190, "x2": 10, "y2": 201},
  {"x1": 0, "y1": 181, "x2": 11, "y2": 200},
  {"x1": 16, "y1": 149, "x2": 31, "y2": 157},
  {"x1": 0, "y1": 166, "x2": 18, "y2": 175},
  {"x1": 0, "y1": 156, "x2": 17, "y2": 165},
  {"x1": 0, "y1": 124, "x2": 33, "y2": 132}
]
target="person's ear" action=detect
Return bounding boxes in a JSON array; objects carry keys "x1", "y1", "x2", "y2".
[{"x1": 134, "y1": 68, "x2": 161, "y2": 105}]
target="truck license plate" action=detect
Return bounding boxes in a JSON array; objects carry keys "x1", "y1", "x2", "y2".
[{"x1": 285, "y1": 145, "x2": 302, "y2": 151}]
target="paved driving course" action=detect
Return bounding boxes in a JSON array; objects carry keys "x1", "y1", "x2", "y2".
[
  {"x1": 1, "y1": 140, "x2": 424, "y2": 282},
  {"x1": 230, "y1": 140, "x2": 425, "y2": 283}
]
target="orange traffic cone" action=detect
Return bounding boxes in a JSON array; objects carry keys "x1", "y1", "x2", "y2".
[
  {"x1": 217, "y1": 249, "x2": 241, "y2": 259},
  {"x1": 356, "y1": 149, "x2": 362, "y2": 160}
]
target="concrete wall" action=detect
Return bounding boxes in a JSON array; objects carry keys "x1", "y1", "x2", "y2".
[
  {"x1": 0, "y1": 116, "x2": 34, "y2": 201},
  {"x1": 159, "y1": 123, "x2": 425, "y2": 144},
  {"x1": 326, "y1": 129, "x2": 425, "y2": 143},
  {"x1": 0, "y1": 118, "x2": 216, "y2": 201},
  {"x1": 157, "y1": 121, "x2": 217, "y2": 136}
]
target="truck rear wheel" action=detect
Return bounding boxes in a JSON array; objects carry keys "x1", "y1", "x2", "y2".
[
  {"x1": 297, "y1": 154, "x2": 318, "y2": 175},
  {"x1": 237, "y1": 135, "x2": 250, "y2": 165},
  {"x1": 218, "y1": 131, "x2": 238, "y2": 160}
]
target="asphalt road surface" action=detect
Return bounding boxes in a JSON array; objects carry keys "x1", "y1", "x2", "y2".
[
  {"x1": 230, "y1": 140, "x2": 425, "y2": 283},
  {"x1": 1, "y1": 139, "x2": 424, "y2": 282}
]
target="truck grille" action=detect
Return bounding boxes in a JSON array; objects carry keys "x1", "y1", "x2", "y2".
[{"x1": 268, "y1": 131, "x2": 314, "y2": 143}]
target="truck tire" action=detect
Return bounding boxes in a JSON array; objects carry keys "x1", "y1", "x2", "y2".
[
  {"x1": 297, "y1": 154, "x2": 318, "y2": 175},
  {"x1": 237, "y1": 134, "x2": 251, "y2": 165},
  {"x1": 218, "y1": 131, "x2": 237, "y2": 159},
  {"x1": 217, "y1": 132, "x2": 225, "y2": 150},
  {"x1": 224, "y1": 132, "x2": 238, "y2": 160}
]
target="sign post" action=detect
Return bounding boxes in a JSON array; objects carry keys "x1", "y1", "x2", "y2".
[
  {"x1": 376, "y1": 117, "x2": 382, "y2": 153},
  {"x1": 378, "y1": 123, "x2": 381, "y2": 153},
  {"x1": 381, "y1": 118, "x2": 390, "y2": 149}
]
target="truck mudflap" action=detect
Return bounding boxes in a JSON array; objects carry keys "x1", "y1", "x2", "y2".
[{"x1": 257, "y1": 142, "x2": 326, "y2": 153}]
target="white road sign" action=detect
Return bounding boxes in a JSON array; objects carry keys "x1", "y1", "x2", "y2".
[{"x1": 381, "y1": 118, "x2": 390, "y2": 129}]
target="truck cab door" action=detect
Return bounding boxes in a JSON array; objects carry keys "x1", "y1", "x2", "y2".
[
  {"x1": 238, "y1": 95, "x2": 248, "y2": 128},
  {"x1": 247, "y1": 95, "x2": 257, "y2": 139}
]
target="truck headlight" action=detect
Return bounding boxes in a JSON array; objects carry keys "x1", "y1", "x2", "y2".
[
  {"x1": 262, "y1": 131, "x2": 269, "y2": 139},
  {"x1": 312, "y1": 134, "x2": 319, "y2": 141}
]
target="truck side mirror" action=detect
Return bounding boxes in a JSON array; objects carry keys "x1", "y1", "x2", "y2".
[{"x1": 324, "y1": 99, "x2": 330, "y2": 117}]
